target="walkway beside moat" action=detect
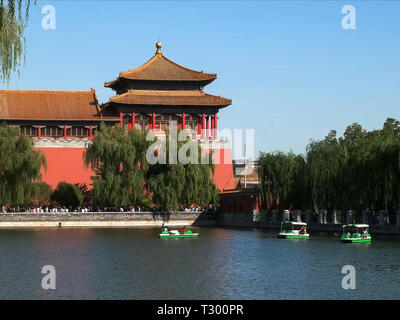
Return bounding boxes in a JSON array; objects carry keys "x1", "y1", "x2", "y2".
[
  {"x1": 1, "y1": 210, "x2": 400, "y2": 235},
  {"x1": 0, "y1": 211, "x2": 217, "y2": 228},
  {"x1": 218, "y1": 210, "x2": 400, "y2": 235}
]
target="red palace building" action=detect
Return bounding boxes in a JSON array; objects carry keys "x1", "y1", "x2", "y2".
[{"x1": 0, "y1": 42, "x2": 235, "y2": 191}]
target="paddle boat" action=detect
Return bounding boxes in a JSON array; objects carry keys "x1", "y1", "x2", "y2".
[
  {"x1": 341, "y1": 224, "x2": 371, "y2": 243},
  {"x1": 277, "y1": 221, "x2": 309, "y2": 239},
  {"x1": 159, "y1": 222, "x2": 199, "y2": 239}
]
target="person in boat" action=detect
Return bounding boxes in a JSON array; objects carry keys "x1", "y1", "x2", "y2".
[
  {"x1": 182, "y1": 226, "x2": 187, "y2": 234},
  {"x1": 162, "y1": 224, "x2": 169, "y2": 233},
  {"x1": 363, "y1": 228, "x2": 368, "y2": 238}
]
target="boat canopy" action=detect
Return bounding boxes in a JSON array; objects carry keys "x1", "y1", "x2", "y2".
[
  {"x1": 162, "y1": 222, "x2": 191, "y2": 227},
  {"x1": 282, "y1": 221, "x2": 307, "y2": 226},
  {"x1": 342, "y1": 224, "x2": 369, "y2": 228}
]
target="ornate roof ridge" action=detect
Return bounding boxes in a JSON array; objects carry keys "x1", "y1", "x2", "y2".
[
  {"x1": 105, "y1": 43, "x2": 217, "y2": 87},
  {"x1": 118, "y1": 54, "x2": 216, "y2": 79}
]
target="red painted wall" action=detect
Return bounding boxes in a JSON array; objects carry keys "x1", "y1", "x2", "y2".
[
  {"x1": 219, "y1": 191, "x2": 262, "y2": 213},
  {"x1": 36, "y1": 147, "x2": 92, "y2": 188},
  {"x1": 36, "y1": 146, "x2": 234, "y2": 191},
  {"x1": 212, "y1": 148, "x2": 235, "y2": 191}
]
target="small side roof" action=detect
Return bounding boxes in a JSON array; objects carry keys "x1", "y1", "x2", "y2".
[{"x1": 0, "y1": 89, "x2": 118, "y2": 121}]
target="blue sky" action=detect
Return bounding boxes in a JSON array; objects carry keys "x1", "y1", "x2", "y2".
[{"x1": 6, "y1": 1, "x2": 400, "y2": 158}]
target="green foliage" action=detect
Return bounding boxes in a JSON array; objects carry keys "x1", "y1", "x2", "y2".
[
  {"x1": 306, "y1": 130, "x2": 345, "y2": 211},
  {"x1": 84, "y1": 123, "x2": 151, "y2": 207},
  {"x1": 0, "y1": 125, "x2": 46, "y2": 206},
  {"x1": 31, "y1": 181, "x2": 52, "y2": 207},
  {"x1": 51, "y1": 181, "x2": 83, "y2": 208},
  {"x1": 85, "y1": 124, "x2": 218, "y2": 211},
  {"x1": 258, "y1": 151, "x2": 307, "y2": 210},
  {"x1": 147, "y1": 132, "x2": 218, "y2": 211},
  {"x1": 0, "y1": 1, "x2": 34, "y2": 84},
  {"x1": 74, "y1": 183, "x2": 91, "y2": 207},
  {"x1": 259, "y1": 118, "x2": 400, "y2": 212}
]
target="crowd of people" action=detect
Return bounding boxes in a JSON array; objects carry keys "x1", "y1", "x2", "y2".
[{"x1": 1, "y1": 204, "x2": 217, "y2": 214}]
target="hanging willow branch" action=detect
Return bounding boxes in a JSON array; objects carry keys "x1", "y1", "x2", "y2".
[
  {"x1": 0, "y1": 124, "x2": 46, "y2": 206},
  {"x1": 0, "y1": 1, "x2": 33, "y2": 85}
]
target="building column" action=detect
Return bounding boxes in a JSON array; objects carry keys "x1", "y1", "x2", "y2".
[
  {"x1": 317, "y1": 209, "x2": 326, "y2": 224},
  {"x1": 396, "y1": 211, "x2": 400, "y2": 227},
  {"x1": 89, "y1": 126, "x2": 93, "y2": 140},
  {"x1": 305, "y1": 210, "x2": 312, "y2": 224},
  {"x1": 214, "y1": 113, "x2": 218, "y2": 140},
  {"x1": 120, "y1": 112, "x2": 123, "y2": 128},
  {"x1": 63, "y1": 125, "x2": 67, "y2": 138},
  {"x1": 211, "y1": 115, "x2": 215, "y2": 140},
  {"x1": 197, "y1": 117, "x2": 202, "y2": 136},
  {"x1": 346, "y1": 210, "x2": 355, "y2": 225},
  {"x1": 283, "y1": 209, "x2": 290, "y2": 221},
  {"x1": 202, "y1": 113, "x2": 206, "y2": 139},
  {"x1": 378, "y1": 210, "x2": 389, "y2": 226},
  {"x1": 38, "y1": 125, "x2": 41, "y2": 139},
  {"x1": 362, "y1": 209, "x2": 371, "y2": 224},
  {"x1": 332, "y1": 210, "x2": 341, "y2": 224},
  {"x1": 182, "y1": 113, "x2": 185, "y2": 129},
  {"x1": 206, "y1": 116, "x2": 210, "y2": 140},
  {"x1": 294, "y1": 210, "x2": 302, "y2": 222},
  {"x1": 152, "y1": 113, "x2": 156, "y2": 131},
  {"x1": 271, "y1": 209, "x2": 279, "y2": 223},
  {"x1": 131, "y1": 112, "x2": 135, "y2": 130}
]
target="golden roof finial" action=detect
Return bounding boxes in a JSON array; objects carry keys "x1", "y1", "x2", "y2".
[{"x1": 156, "y1": 42, "x2": 162, "y2": 54}]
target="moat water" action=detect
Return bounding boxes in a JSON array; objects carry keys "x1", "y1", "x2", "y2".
[{"x1": 0, "y1": 227, "x2": 399, "y2": 299}]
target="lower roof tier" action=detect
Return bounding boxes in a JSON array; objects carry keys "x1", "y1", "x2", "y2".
[
  {"x1": 109, "y1": 90, "x2": 231, "y2": 107},
  {"x1": 0, "y1": 89, "x2": 231, "y2": 123}
]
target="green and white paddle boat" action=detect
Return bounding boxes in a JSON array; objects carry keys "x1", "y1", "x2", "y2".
[
  {"x1": 160, "y1": 222, "x2": 199, "y2": 239},
  {"x1": 341, "y1": 224, "x2": 371, "y2": 243},
  {"x1": 277, "y1": 221, "x2": 309, "y2": 239}
]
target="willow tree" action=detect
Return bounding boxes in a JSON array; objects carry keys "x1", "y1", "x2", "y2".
[
  {"x1": 84, "y1": 123, "x2": 151, "y2": 207},
  {"x1": 259, "y1": 152, "x2": 285, "y2": 210},
  {"x1": 258, "y1": 151, "x2": 307, "y2": 210},
  {"x1": 360, "y1": 119, "x2": 400, "y2": 212},
  {"x1": 258, "y1": 118, "x2": 400, "y2": 214},
  {"x1": 0, "y1": 125, "x2": 46, "y2": 206},
  {"x1": 146, "y1": 130, "x2": 218, "y2": 211},
  {"x1": 306, "y1": 130, "x2": 345, "y2": 212},
  {"x1": 338, "y1": 123, "x2": 368, "y2": 210},
  {"x1": 0, "y1": 1, "x2": 34, "y2": 84},
  {"x1": 334, "y1": 120, "x2": 400, "y2": 212}
]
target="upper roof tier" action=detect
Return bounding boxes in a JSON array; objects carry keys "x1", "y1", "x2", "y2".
[
  {"x1": 105, "y1": 42, "x2": 217, "y2": 90},
  {"x1": 0, "y1": 89, "x2": 118, "y2": 122}
]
